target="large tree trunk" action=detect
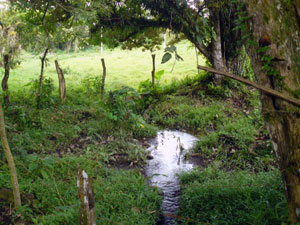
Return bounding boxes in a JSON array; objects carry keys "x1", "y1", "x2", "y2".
[
  {"x1": 37, "y1": 48, "x2": 49, "y2": 109},
  {"x1": 55, "y1": 60, "x2": 66, "y2": 104},
  {"x1": 2, "y1": 54, "x2": 10, "y2": 104},
  {"x1": 246, "y1": 1, "x2": 300, "y2": 223},
  {"x1": 209, "y1": 8, "x2": 226, "y2": 85},
  {"x1": 0, "y1": 102, "x2": 21, "y2": 207}
]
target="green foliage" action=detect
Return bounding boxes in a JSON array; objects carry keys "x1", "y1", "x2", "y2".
[
  {"x1": 179, "y1": 167, "x2": 288, "y2": 225},
  {"x1": 103, "y1": 86, "x2": 139, "y2": 121},
  {"x1": 121, "y1": 27, "x2": 165, "y2": 53},
  {"x1": 82, "y1": 75, "x2": 101, "y2": 96},
  {"x1": 193, "y1": 106, "x2": 275, "y2": 171},
  {"x1": 291, "y1": 88, "x2": 300, "y2": 100},
  {"x1": 149, "y1": 95, "x2": 226, "y2": 132},
  {"x1": 28, "y1": 77, "x2": 55, "y2": 107},
  {"x1": 161, "y1": 45, "x2": 183, "y2": 64}
]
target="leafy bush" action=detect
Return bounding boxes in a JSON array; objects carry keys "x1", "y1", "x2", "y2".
[
  {"x1": 28, "y1": 77, "x2": 55, "y2": 107},
  {"x1": 179, "y1": 167, "x2": 288, "y2": 225},
  {"x1": 103, "y1": 86, "x2": 140, "y2": 121},
  {"x1": 82, "y1": 75, "x2": 102, "y2": 96}
]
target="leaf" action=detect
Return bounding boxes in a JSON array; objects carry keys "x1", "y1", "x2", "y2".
[
  {"x1": 28, "y1": 163, "x2": 38, "y2": 172},
  {"x1": 196, "y1": 35, "x2": 202, "y2": 44},
  {"x1": 155, "y1": 70, "x2": 165, "y2": 80},
  {"x1": 161, "y1": 52, "x2": 172, "y2": 64},
  {"x1": 40, "y1": 169, "x2": 49, "y2": 179},
  {"x1": 164, "y1": 46, "x2": 176, "y2": 52}
]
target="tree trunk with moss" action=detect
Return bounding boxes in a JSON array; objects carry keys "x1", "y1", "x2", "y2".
[
  {"x1": 208, "y1": 5, "x2": 226, "y2": 85},
  {"x1": 246, "y1": 1, "x2": 300, "y2": 223},
  {"x1": 0, "y1": 102, "x2": 21, "y2": 207}
]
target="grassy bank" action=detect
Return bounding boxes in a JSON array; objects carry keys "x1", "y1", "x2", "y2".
[
  {"x1": 142, "y1": 72, "x2": 287, "y2": 224},
  {"x1": 179, "y1": 167, "x2": 287, "y2": 225},
  {"x1": 0, "y1": 92, "x2": 162, "y2": 224}
]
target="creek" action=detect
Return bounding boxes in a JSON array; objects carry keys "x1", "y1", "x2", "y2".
[{"x1": 145, "y1": 130, "x2": 198, "y2": 225}]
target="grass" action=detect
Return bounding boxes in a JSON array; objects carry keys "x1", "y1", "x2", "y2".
[
  {"x1": 178, "y1": 165, "x2": 288, "y2": 225},
  {"x1": 10, "y1": 42, "x2": 205, "y2": 92},
  {"x1": 1, "y1": 51, "x2": 165, "y2": 224},
  {"x1": 0, "y1": 155, "x2": 162, "y2": 224},
  {"x1": 0, "y1": 93, "x2": 161, "y2": 224}
]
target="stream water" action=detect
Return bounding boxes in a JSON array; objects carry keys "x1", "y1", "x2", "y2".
[{"x1": 145, "y1": 130, "x2": 198, "y2": 225}]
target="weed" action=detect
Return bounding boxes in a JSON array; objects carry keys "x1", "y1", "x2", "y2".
[{"x1": 27, "y1": 77, "x2": 55, "y2": 107}]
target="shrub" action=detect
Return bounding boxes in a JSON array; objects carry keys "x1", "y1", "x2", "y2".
[{"x1": 28, "y1": 77, "x2": 55, "y2": 107}]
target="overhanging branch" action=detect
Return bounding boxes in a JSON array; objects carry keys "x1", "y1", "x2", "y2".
[{"x1": 198, "y1": 65, "x2": 300, "y2": 107}]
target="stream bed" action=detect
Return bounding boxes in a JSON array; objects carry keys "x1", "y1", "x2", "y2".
[{"x1": 145, "y1": 130, "x2": 198, "y2": 225}]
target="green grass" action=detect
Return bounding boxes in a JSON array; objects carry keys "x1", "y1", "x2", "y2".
[
  {"x1": 0, "y1": 97, "x2": 161, "y2": 224},
  {"x1": 179, "y1": 166, "x2": 288, "y2": 225},
  {"x1": 0, "y1": 155, "x2": 162, "y2": 225},
  {"x1": 10, "y1": 42, "x2": 205, "y2": 92},
  {"x1": 1, "y1": 67, "x2": 162, "y2": 224}
]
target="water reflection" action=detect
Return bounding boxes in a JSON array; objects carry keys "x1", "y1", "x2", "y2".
[{"x1": 146, "y1": 130, "x2": 198, "y2": 225}]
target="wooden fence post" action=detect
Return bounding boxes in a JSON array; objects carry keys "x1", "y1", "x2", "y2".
[
  {"x1": 77, "y1": 167, "x2": 96, "y2": 225},
  {"x1": 55, "y1": 60, "x2": 66, "y2": 104}
]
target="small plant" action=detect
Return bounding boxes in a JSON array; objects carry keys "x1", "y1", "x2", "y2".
[
  {"x1": 161, "y1": 46, "x2": 183, "y2": 73},
  {"x1": 103, "y1": 86, "x2": 140, "y2": 122},
  {"x1": 82, "y1": 75, "x2": 101, "y2": 96},
  {"x1": 28, "y1": 77, "x2": 55, "y2": 107}
]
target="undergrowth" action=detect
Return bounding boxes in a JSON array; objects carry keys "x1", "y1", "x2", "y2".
[{"x1": 0, "y1": 155, "x2": 162, "y2": 224}]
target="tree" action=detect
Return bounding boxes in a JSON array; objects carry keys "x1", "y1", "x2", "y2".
[
  {"x1": 11, "y1": 0, "x2": 82, "y2": 108},
  {"x1": 243, "y1": 1, "x2": 300, "y2": 223},
  {"x1": 0, "y1": 101, "x2": 21, "y2": 207},
  {"x1": 0, "y1": 13, "x2": 21, "y2": 104},
  {"x1": 90, "y1": 0, "x2": 243, "y2": 83}
]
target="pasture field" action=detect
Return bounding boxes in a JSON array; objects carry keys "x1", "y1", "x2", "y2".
[{"x1": 10, "y1": 42, "x2": 205, "y2": 92}]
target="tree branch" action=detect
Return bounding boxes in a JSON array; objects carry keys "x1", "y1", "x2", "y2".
[{"x1": 198, "y1": 65, "x2": 300, "y2": 107}]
